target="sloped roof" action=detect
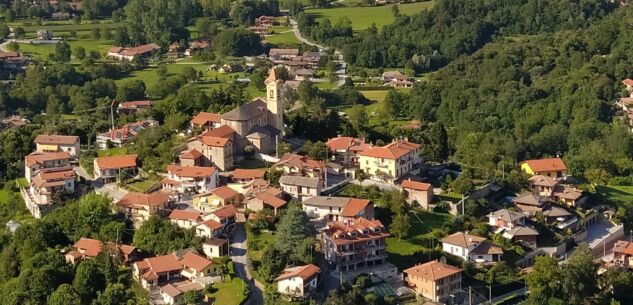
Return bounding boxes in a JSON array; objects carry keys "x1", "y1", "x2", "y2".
[
  {"x1": 232, "y1": 169, "x2": 266, "y2": 180},
  {"x1": 441, "y1": 232, "x2": 486, "y2": 248},
  {"x1": 470, "y1": 241, "x2": 503, "y2": 255},
  {"x1": 180, "y1": 149, "x2": 204, "y2": 159},
  {"x1": 522, "y1": 158, "x2": 566, "y2": 173},
  {"x1": 95, "y1": 154, "x2": 138, "y2": 170},
  {"x1": 166, "y1": 164, "x2": 216, "y2": 178},
  {"x1": 275, "y1": 153, "x2": 324, "y2": 171},
  {"x1": 528, "y1": 175, "x2": 558, "y2": 188},
  {"x1": 180, "y1": 251, "x2": 212, "y2": 272},
  {"x1": 279, "y1": 175, "x2": 320, "y2": 188},
  {"x1": 490, "y1": 209, "x2": 525, "y2": 223},
  {"x1": 340, "y1": 198, "x2": 371, "y2": 217},
  {"x1": 623, "y1": 79, "x2": 633, "y2": 87},
  {"x1": 117, "y1": 191, "x2": 170, "y2": 208},
  {"x1": 505, "y1": 226, "x2": 539, "y2": 237},
  {"x1": 359, "y1": 140, "x2": 421, "y2": 159},
  {"x1": 212, "y1": 204, "x2": 237, "y2": 220},
  {"x1": 275, "y1": 264, "x2": 320, "y2": 282},
  {"x1": 34, "y1": 134, "x2": 79, "y2": 145},
  {"x1": 74, "y1": 238, "x2": 103, "y2": 257},
  {"x1": 200, "y1": 136, "x2": 230, "y2": 147},
  {"x1": 210, "y1": 186, "x2": 238, "y2": 200},
  {"x1": 256, "y1": 192, "x2": 287, "y2": 208},
  {"x1": 403, "y1": 260, "x2": 461, "y2": 281},
  {"x1": 303, "y1": 196, "x2": 350, "y2": 207},
  {"x1": 221, "y1": 99, "x2": 269, "y2": 121},
  {"x1": 202, "y1": 125, "x2": 236, "y2": 138},
  {"x1": 191, "y1": 112, "x2": 221, "y2": 126},
  {"x1": 199, "y1": 219, "x2": 223, "y2": 230},
  {"x1": 513, "y1": 193, "x2": 543, "y2": 207},
  {"x1": 401, "y1": 180, "x2": 432, "y2": 191},
  {"x1": 168, "y1": 209, "x2": 202, "y2": 221},
  {"x1": 25, "y1": 151, "x2": 71, "y2": 166},
  {"x1": 542, "y1": 206, "x2": 572, "y2": 218}
]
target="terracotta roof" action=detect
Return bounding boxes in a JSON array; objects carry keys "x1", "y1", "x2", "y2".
[
  {"x1": 180, "y1": 149, "x2": 203, "y2": 159},
  {"x1": 528, "y1": 175, "x2": 558, "y2": 188},
  {"x1": 326, "y1": 137, "x2": 358, "y2": 150},
  {"x1": 180, "y1": 251, "x2": 212, "y2": 272},
  {"x1": 166, "y1": 164, "x2": 216, "y2": 178},
  {"x1": 200, "y1": 136, "x2": 230, "y2": 147},
  {"x1": 441, "y1": 232, "x2": 486, "y2": 248},
  {"x1": 404, "y1": 260, "x2": 461, "y2": 281},
  {"x1": 522, "y1": 158, "x2": 566, "y2": 173},
  {"x1": 470, "y1": 241, "x2": 504, "y2": 255},
  {"x1": 359, "y1": 140, "x2": 421, "y2": 159},
  {"x1": 210, "y1": 186, "x2": 238, "y2": 200},
  {"x1": 513, "y1": 193, "x2": 543, "y2": 207},
  {"x1": 144, "y1": 253, "x2": 181, "y2": 273},
  {"x1": 168, "y1": 209, "x2": 202, "y2": 221},
  {"x1": 34, "y1": 134, "x2": 79, "y2": 145},
  {"x1": 191, "y1": 112, "x2": 221, "y2": 126},
  {"x1": 25, "y1": 151, "x2": 71, "y2": 166},
  {"x1": 490, "y1": 209, "x2": 525, "y2": 223},
  {"x1": 232, "y1": 169, "x2": 266, "y2": 180},
  {"x1": 117, "y1": 43, "x2": 161, "y2": 56},
  {"x1": 265, "y1": 68, "x2": 283, "y2": 85},
  {"x1": 199, "y1": 219, "x2": 223, "y2": 230},
  {"x1": 118, "y1": 191, "x2": 170, "y2": 208},
  {"x1": 119, "y1": 100, "x2": 153, "y2": 109},
  {"x1": 275, "y1": 264, "x2": 320, "y2": 282},
  {"x1": 256, "y1": 192, "x2": 287, "y2": 208},
  {"x1": 212, "y1": 204, "x2": 237, "y2": 220},
  {"x1": 161, "y1": 284, "x2": 182, "y2": 298},
  {"x1": 74, "y1": 238, "x2": 103, "y2": 257},
  {"x1": 37, "y1": 167, "x2": 75, "y2": 181},
  {"x1": 95, "y1": 154, "x2": 138, "y2": 170},
  {"x1": 324, "y1": 217, "x2": 388, "y2": 246},
  {"x1": 623, "y1": 79, "x2": 633, "y2": 87},
  {"x1": 275, "y1": 153, "x2": 324, "y2": 171},
  {"x1": 202, "y1": 125, "x2": 236, "y2": 138},
  {"x1": 553, "y1": 186, "x2": 583, "y2": 201},
  {"x1": 401, "y1": 180, "x2": 432, "y2": 191},
  {"x1": 279, "y1": 175, "x2": 320, "y2": 188},
  {"x1": 340, "y1": 198, "x2": 370, "y2": 217}
]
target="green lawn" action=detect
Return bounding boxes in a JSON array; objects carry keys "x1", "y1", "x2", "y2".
[
  {"x1": 10, "y1": 19, "x2": 118, "y2": 37},
  {"x1": 0, "y1": 189, "x2": 10, "y2": 203},
  {"x1": 361, "y1": 90, "x2": 391, "y2": 102},
  {"x1": 18, "y1": 38, "x2": 113, "y2": 61},
  {"x1": 386, "y1": 209, "x2": 453, "y2": 269},
  {"x1": 237, "y1": 158, "x2": 270, "y2": 170},
  {"x1": 248, "y1": 231, "x2": 276, "y2": 262},
  {"x1": 265, "y1": 30, "x2": 302, "y2": 45},
  {"x1": 307, "y1": 1, "x2": 436, "y2": 30},
  {"x1": 207, "y1": 278, "x2": 247, "y2": 305},
  {"x1": 597, "y1": 185, "x2": 633, "y2": 204},
  {"x1": 123, "y1": 177, "x2": 159, "y2": 193},
  {"x1": 98, "y1": 147, "x2": 129, "y2": 157}
]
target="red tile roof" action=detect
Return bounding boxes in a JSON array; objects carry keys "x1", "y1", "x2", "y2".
[
  {"x1": 275, "y1": 153, "x2": 324, "y2": 171},
  {"x1": 200, "y1": 136, "x2": 229, "y2": 147},
  {"x1": 203, "y1": 125, "x2": 235, "y2": 138},
  {"x1": 180, "y1": 251, "x2": 212, "y2": 272},
  {"x1": 340, "y1": 198, "x2": 370, "y2": 217},
  {"x1": 623, "y1": 79, "x2": 633, "y2": 87},
  {"x1": 34, "y1": 134, "x2": 79, "y2": 145},
  {"x1": 95, "y1": 154, "x2": 138, "y2": 170},
  {"x1": 210, "y1": 186, "x2": 238, "y2": 200},
  {"x1": 168, "y1": 209, "x2": 202, "y2": 221},
  {"x1": 180, "y1": 149, "x2": 203, "y2": 159},
  {"x1": 232, "y1": 169, "x2": 266, "y2": 180},
  {"x1": 74, "y1": 238, "x2": 103, "y2": 257},
  {"x1": 522, "y1": 158, "x2": 567, "y2": 173},
  {"x1": 118, "y1": 43, "x2": 161, "y2": 56},
  {"x1": 326, "y1": 136, "x2": 368, "y2": 151},
  {"x1": 166, "y1": 164, "x2": 216, "y2": 178},
  {"x1": 119, "y1": 100, "x2": 153, "y2": 110},
  {"x1": 191, "y1": 112, "x2": 221, "y2": 126},
  {"x1": 256, "y1": 192, "x2": 287, "y2": 208},
  {"x1": 25, "y1": 151, "x2": 72, "y2": 166},
  {"x1": 404, "y1": 260, "x2": 461, "y2": 281},
  {"x1": 117, "y1": 191, "x2": 171, "y2": 208},
  {"x1": 275, "y1": 264, "x2": 320, "y2": 282},
  {"x1": 401, "y1": 180, "x2": 432, "y2": 191},
  {"x1": 200, "y1": 219, "x2": 223, "y2": 230},
  {"x1": 212, "y1": 204, "x2": 237, "y2": 220},
  {"x1": 359, "y1": 140, "x2": 421, "y2": 159}
]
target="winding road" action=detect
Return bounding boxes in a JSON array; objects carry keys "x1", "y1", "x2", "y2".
[
  {"x1": 289, "y1": 18, "x2": 347, "y2": 87},
  {"x1": 229, "y1": 224, "x2": 264, "y2": 305}
]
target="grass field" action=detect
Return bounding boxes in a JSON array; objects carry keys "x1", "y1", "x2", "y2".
[
  {"x1": 10, "y1": 19, "x2": 118, "y2": 36},
  {"x1": 265, "y1": 30, "x2": 302, "y2": 45},
  {"x1": 307, "y1": 1, "x2": 436, "y2": 30},
  {"x1": 247, "y1": 231, "x2": 276, "y2": 262},
  {"x1": 124, "y1": 177, "x2": 159, "y2": 193},
  {"x1": 237, "y1": 158, "x2": 269, "y2": 170},
  {"x1": 386, "y1": 210, "x2": 453, "y2": 269},
  {"x1": 360, "y1": 90, "x2": 391, "y2": 102},
  {"x1": 18, "y1": 38, "x2": 113, "y2": 61},
  {"x1": 597, "y1": 185, "x2": 633, "y2": 204},
  {"x1": 98, "y1": 146, "x2": 129, "y2": 157},
  {"x1": 207, "y1": 278, "x2": 247, "y2": 305},
  {"x1": 0, "y1": 189, "x2": 9, "y2": 203}
]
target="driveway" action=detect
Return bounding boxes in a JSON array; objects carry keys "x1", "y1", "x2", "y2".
[
  {"x1": 228, "y1": 224, "x2": 264, "y2": 305},
  {"x1": 94, "y1": 182, "x2": 129, "y2": 201}
]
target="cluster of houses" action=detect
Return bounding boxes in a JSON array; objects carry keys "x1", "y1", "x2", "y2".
[{"x1": 249, "y1": 15, "x2": 278, "y2": 36}]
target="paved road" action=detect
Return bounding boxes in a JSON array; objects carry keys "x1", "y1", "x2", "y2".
[
  {"x1": 229, "y1": 224, "x2": 264, "y2": 305},
  {"x1": 289, "y1": 18, "x2": 347, "y2": 87},
  {"x1": 94, "y1": 182, "x2": 129, "y2": 201}
]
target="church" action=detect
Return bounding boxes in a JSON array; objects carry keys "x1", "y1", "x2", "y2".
[{"x1": 181, "y1": 69, "x2": 285, "y2": 170}]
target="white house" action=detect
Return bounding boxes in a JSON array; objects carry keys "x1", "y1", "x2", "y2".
[
  {"x1": 34, "y1": 135, "x2": 80, "y2": 157},
  {"x1": 441, "y1": 232, "x2": 503, "y2": 263},
  {"x1": 279, "y1": 175, "x2": 322, "y2": 201},
  {"x1": 202, "y1": 238, "x2": 229, "y2": 259},
  {"x1": 162, "y1": 164, "x2": 218, "y2": 194},
  {"x1": 488, "y1": 209, "x2": 526, "y2": 231},
  {"x1": 168, "y1": 210, "x2": 202, "y2": 230},
  {"x1": 275, "y1": 264, "x2": 320, "y2": 299},
  {"x1": 302, "y1": 196, "x2": 373, "y2": 221}
]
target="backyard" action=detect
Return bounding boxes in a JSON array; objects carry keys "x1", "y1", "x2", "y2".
[
  {"x1": 307, "y1": 1, "x2": 436, "y2": 30},
  {"x1": 596, "y1": 185, "x2": 633, "y2": 204},
  {"x1": 206, "y1": 277, "x2": 248, "y2": 305}
]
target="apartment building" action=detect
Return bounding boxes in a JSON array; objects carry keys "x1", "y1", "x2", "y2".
[
  {"x1": 322, "y1": 217, "x2": 389, "y2": 272},
  {"x1": 359, "y1": 139, "x2": 422, "y2": 184},
  {"x1": 404, "y1": 260, "x2": 462, "y2": 304}
]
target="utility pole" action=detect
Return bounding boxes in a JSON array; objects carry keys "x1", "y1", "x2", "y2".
[
  {"x1": 469, "y1": 286, "x2": 472, "y2": 305},
  {"x1": 488, "y1": 285, "x2": 492, "y2": 305},
  {"x1": 110, "y1": 99, "x2": 116, "y2": 139}
]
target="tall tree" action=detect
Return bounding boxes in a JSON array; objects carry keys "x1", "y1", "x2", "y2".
[{"x1": 275, "y1": 201, "x2": 316, "y2": 262}]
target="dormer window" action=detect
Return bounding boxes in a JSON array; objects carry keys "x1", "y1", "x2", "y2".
[
  {"x1": 349, "y1": 231, "x2": 357, "y2": 237},
  {"x1": 362, "y1": 229, "x2": 369, "y2": 235},
  {"x1": 373, "y1": 227, "x2": 382, "y2": 233}
]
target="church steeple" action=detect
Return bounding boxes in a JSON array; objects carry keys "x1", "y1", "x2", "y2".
[{"x1": 265, "y1": 68, "x2": 284, "y2": 132}]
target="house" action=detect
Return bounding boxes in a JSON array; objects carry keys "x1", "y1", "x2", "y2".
[
  {"x1": 622, "y1": 78, "x2": 633, "y2": 92},
  {"x1": 293, "y1": 68, "x2": 315, "y2": 81},
  {"x1": 612, "y1": 240, "x2": 633, "y2": 269},
  {"x1": 51, "y1": 11, "x2": 71, "y2": 20},
  {"x1": 401, "y1": 179, "x2": 433, "y2": 209},
  {"x1": 303, "y1": 196, "x2": 373, "y2": 221},
  {"x1": 194, "y1": 205, "x2": 237, "y2": 238},
  {"x1": 502, "y1": 226, "x2": 539, "y2": 247},
  {"x1": 542, "y1": 206, "x2": 577, "y2": 231},
  {"x1": 117, "y1": 100, "x2": 153, "y2": 114},
  {"x1": 273, "y1": 153, "x2": 325, "y2": 178},
  {"x1": 159, "y1": 281, "x2": 205, "y2": 305},
  {"x1": 255, "y1": 15, "x2": 276, "y2": 27},
  {"x1": 389, "y1": 79, "x2": 414, "y2": 88},
  {"x1": 96, "y1": 119, "x2": 157, "y2": 150},
  {"x1": 37, "y1": 29, "x2": 52, "y2": 40},
  {"x1": 325, "y1": 136, "x2": 370, "y2": 166},
  {"x1": 553, "y1": 186, "x2": 585, "y2": 207},
  {"x1": 184, "y1": 39, "x2": 210, "y2": 56},
  {"x1": 190, "y1": 112, "x2": 222, "y2": 130},
  {"x1": 161, "y1": 164, "x2": 219, "y2": 194},
  {"x1": 107, "y1": 43, "x2": 161, "y2": 61},
  {"x1": 404, "y1": 260, "x2": 462, "y2": 304},
  {"x1": 24, "y1": 151, "x2": 72, "y2": 183},
  {"x1": 178, "y1": 149, "x2": 205, "y2": 167},
  {"x1": 242, "y1": 181, "x2": 287, "y2": 214},
  {"x1": 513, "y1": 192, "x2": 546, "y2": 215},
  {"x1": 521, "y1": 157, "x2": 567, "y2": 178},
  {"x1": 269, "y1": 48, "x2": 300, "y2": 60},
  {"x1": 528, "y1": 175, "x2": 559, "y2": 197},
  {"x1": 34, "y1": 134, "x2": 80, "y2": 156},
  {"x1": 195, "y1": 218, "x2": 224, "y2": 239},
  {"x1": 359, "y1": 139, "x2": 422, "y2": 183},
  {"x1": 93, "y1": 154, "x2": 139, "y2": 183},
  {"x1": 202, "y1": 238, "x2": 229, "y2": 258},
  {"x1": 488, "y1": 209, "x2": 526, "y2": 231},
  {"x1": 184, "y1": 130, "x2": 234, "y2": 171},
  {"x1": 65, "y1": 237, "x2": 140, "y2": 265},
  {"x1": 323, "y1": 217, "x2": 390, "y2": 273},
  {"x1": 167, "y1": 43, "x2": 181, "y2": 58},
  {"x1": 232, "y1": 169, "x2": 266, "y2": 184},
  {"x1": 23, "y1": 166, "x2": 76, "y2": 218},
  {"x1": 192, "y1": 186, "x2": 240, "y2": 213},
  {"x1": 117, "y1": 191, "x2": 172, "y2": 227},
  {"x1": 441, "y1": 232, "x2": 503, "y2": 263},
  {"x1": 382, "y1": 70, "x2": 409, "y2": 82},
  {"x1": 133, "y1": 250, "x2": 213, "y2": 289},
  {"x1": 275, "y1": 264, "x2": 320, "y2": 299},
  {"x1": 249, "y1": 26, "x2": 270, "y2": 35},
  {"x1": 169, "y1": 210, "x2": 202, "y2": 230},
  {"x1": 279, "y1": 175, "x2": 322, "y2": 201}
]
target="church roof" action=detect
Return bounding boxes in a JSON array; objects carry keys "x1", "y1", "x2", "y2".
[
  {"x1": 265, "y1": 68, "x2": 284, "y2": 85},
  {"x1": 221, "y1": 99, "x2": 269, "y2": 121},
  {"x1": 246, "y1": 125, "x2": 281, "y2": 139}
]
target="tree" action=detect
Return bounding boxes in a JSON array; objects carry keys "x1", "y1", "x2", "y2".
[
  {"x1": 54, "y1": 41, "x2": 72, "y2": 62},
  {"x1": 92, "y1": 27, "x2": 101, "y2": 39},
  {"x1": 73, "y1": 46, "x2": 86, "y2": 60},
  {"x1": 48, "y1": 284, "x2": 81, "y2": 305},
  {"x1": 182, "y1": 66, "x2": 199, "y2": 82},
  {"x1": 94, "y1": 283, "x2": 134, "y2": 305},
  {"x1": 4, "y1": 9, "x2": 15, "y2": 23},
  {"x1": 213, "y1": 28, "x2": 262, "y2": 56},
  {"x1": 184, "y1": 289, "x2": 203, "y2": 304},
  {"x1": 302, "y1": 140, "x2": 328, "y2": 160},
  {"x1": 391, "y1": 4, "x2": 399, "y2": 17},
  {"x1": 116, "y1": 80, "x2": 146, "y2": 102},
  {"x1": 560, "y1": 244, "x2": 597, "y2": 304},
  {"x1": 526, "y1": 256, "x2": 562, "y2": 305},
  {"x1": 390, "y1": 211, "x2": 410, "y2": 241},
  {"x1": 424, "y1": 123, "x2": 449, "y2": 162},
  {"x1": 584, "y1": 168, "x2": 609, "y2": 186},
  {"x1": 6, "y1": 41, "x2": 20, "y2": 52},
  {"x1": 73, "y1": 260, "x2": 106, "y2": 303},
  {"x1": 347, "y1": 104, "x2": 367, "y2": 131},
  {"x1": 133, "y1": 216, "x2": 200, "y2": 255},
  {"x1": 275, "y1": 202, "x2": 316, "y2": 263},
  {"x1": 451, "y1": 176, "x2": 474, "y2": 195},
  {"x1": 258, "y1": 244, "x2": 287, "y2": 282},
  {"x1": 0, "y1": 23, "x2": 10, "y2": 39},
  {"x1": 13, "y1": 27, "x2": 25, "y2": 39}
]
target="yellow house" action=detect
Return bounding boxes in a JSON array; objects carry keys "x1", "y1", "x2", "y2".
[
  {"x1": 521, "y1": 157, "x2": 567, "y2": 178},
  {"x1": 192, "y1": 186, "x2": 240, "y2": 213},
  {"x1": 358, "y1": 140, "x2": 421, "y2": 184}
]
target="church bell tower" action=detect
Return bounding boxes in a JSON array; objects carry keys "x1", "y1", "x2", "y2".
[{"x1": 265, "y1": 68, "x2": 284, "y2": 132}]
